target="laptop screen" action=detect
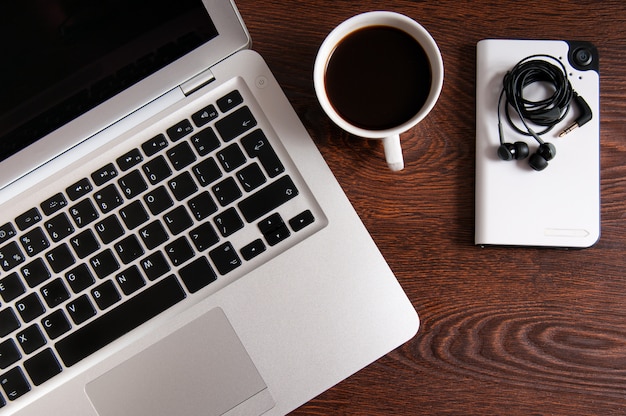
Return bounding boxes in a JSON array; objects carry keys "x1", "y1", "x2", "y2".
[{"x1": 0, "y1": 0, "x2": 218, "y2": 163}]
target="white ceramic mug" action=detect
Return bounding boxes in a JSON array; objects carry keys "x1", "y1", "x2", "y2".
[{"x1": 314, "y1": 11, "x2": 444, "y2": 171}]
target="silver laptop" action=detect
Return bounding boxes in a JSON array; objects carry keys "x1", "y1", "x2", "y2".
[{"x1": 0, "y1": 1, "x2": 419, "y2": 415}]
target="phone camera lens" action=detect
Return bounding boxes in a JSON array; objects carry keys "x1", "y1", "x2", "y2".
[{"x1": 574, "y1": 48, "x2": 593, "y2": 67}]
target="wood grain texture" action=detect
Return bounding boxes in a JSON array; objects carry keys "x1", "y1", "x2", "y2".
[{"x1": 235, "y1": 0, "x2": 626, "y2": 414}]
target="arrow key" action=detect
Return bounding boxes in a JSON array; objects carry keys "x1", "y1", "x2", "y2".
[{"x1": 241, "y1": 239, "x2": 266, "y2": 261}]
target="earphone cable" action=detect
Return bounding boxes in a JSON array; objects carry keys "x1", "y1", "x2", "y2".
[{"x1": 498, "y1": 54, "x2": 574, "y2": 144}]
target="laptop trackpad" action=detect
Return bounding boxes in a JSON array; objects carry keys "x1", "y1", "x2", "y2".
[{"x1": 86, "y1": 307, "x2": 274, "y2": 416}]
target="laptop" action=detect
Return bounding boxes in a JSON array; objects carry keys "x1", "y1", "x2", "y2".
[{"x1": 0, "y1": 1, "x2": 419, "y2": 415}]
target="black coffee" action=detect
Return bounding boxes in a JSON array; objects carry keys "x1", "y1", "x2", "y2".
[{"x1": 325, "y1": 25, "x2": 432, "y2": 131}]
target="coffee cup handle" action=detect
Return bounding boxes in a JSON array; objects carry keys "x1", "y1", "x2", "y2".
[{"x1": 383, "y1": 135, "x2": 404, "y2": 171}]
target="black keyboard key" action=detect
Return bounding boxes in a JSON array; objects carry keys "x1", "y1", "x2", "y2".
[
  {"x1": 66, "y1": 295, "x2": 96, "y2": 325},
  {"x1": 140, "y1": 251, "x2": 170, "y2": 281},
  {"x1": 66, "y1": 178, "x2": 93, "y2": 201},
  {"x1": 238, "y1": 176, "x2": 298, "y2": 223},
  {"x1": 16, "y1": 293, "x2": 46, "y2": 323},
  {"x1": 114, "y1": 235, "x2": 144, "y2": 265},
  {"x1": 139, "y1": 220, "x2": 169, "y2": 250},
  {"x1": 69, "y1": 199, "x2": 100, "y2": 228},
  {"x1": 179, "y1": 257, "x2": 216, "y2": 293},
  {"x1": 217, "y1": 90, "x2": 243, "y2": 113},
  {"x1": 0, "y1": 367, "x2": 31, "y2": 401},
  {"x1": 45, "y1": 213, "x2": 75, "y2": 243},
  {"x1": 119, "y1": 200, "x2": 149, "y2": 230},
  {"x1": 118, "y1": 170, "x2": 148, "y2": 199},
  {"x1": 241, "y1": 239, "x2": 266, "y2": 261},
  {"x1": 188, "y1": 192, "x2": 217, "y2": 221},
  {"x1": 20, "y1": 227, "x2": 50, "y2": 257},
  {"x1": 70, "y1": 229, "x2": 100, "y2": 259},
  {"x1": 241, "y1": 129, "x2": 285, "y2": 178},
  {"x1": 24, "y1": 348, "x2": 62, "y2": 386},
  {"x1": 215, "y1": 106, "x2": 257, "y2": 142},
  {"x1": 0, "y1": 273, "x2": 25, "y2": 303},
  {"x1": 91, "y1": 163, "x2": 118, "y2": 186},
  {"x1": 0, "y1": 223, "x2": 16, "y2": 244},
  {"x1": 0, "y1": 308, "x2": 20, "y2": 337},
  {"x1": 91, "y1": 280, "x2": 121, "y2": 310},
  {"x1": 21, "y1": 258, "x2": 50, "y2": 288},
  {"x1": 290, "y1": 210, "x2": 315, "y2": 232},
  {"x1": 192, "y1": 157, "x2": 222, "y2": 186},
  {"x1": 115, "y1": 266, "x2": 145, "y2": 296},
  {"x1": 166, "y1": 141, "x2": 196, "y2": 171},
  {"x1": 45, "y1": 244, "x2": 75, "y2": 273},
  {"x1": 165, "y1": 237, "x2": 194, "y2": 267},
  {"x1": 168, "y1": 171, "x2": 198, "y2": 201},
  {"x1": 192, "y1": 105, "x2": 218, "y2": 127},
  {"x1": 65, "y1": 264, "x2": 96, "y2": 294},
  {"x1": 144, "y1": 186, "x2": 174, "y2": 215},
  {"x1": 95, "y1": 215, "x2": 125, "y2": 245},
  {"x1": 15, "y1": 208, "x2": 42, "y2": 232},
  {"x1": 94, "y1": 184, "x2": 123, "y2": 214},
  {"x1": 237, "y1": 162, "x2": 267, "y2": 192},
  {"x1": 41, "y1": 278, "x2": 70, "y2": 308},
  {"x1": 142, "y1": 133, "x2": 169, "y2": 157},
  {"x1": 190, "y1": 127, "x2": 220, "y2": 156},
  {"x1": 16, "y1": 324, "x2": 46, "y2": 354},
  {"x1": 217, "y1": 143, "x2": 246, "y2": 172},
  {"x1": 41, "y1": 310, "x2": 71, "y2": 340},
  {"x1": 258, "y1": 213, "x2": 291, "y2": 246},
  {"x1": 189, "y1": 222, "x2": 220, "y2": 251},
  {"x1": 214, "y1": 208, "x2": 244, "y2": 237},
  {"x1": 0, "y1": 241, "x2": 25, "y2": 271},
  {"x1": 258, "y1": 213, "x2": 284, "y2": 235},
  {"x1": 166, "y1": 119, "x2": 194, "y2": 142},
  {"x1": 212, "y1": 177, "x2": 242, "y2": 207},
  {"x1": 41, "y1": 193, "x2": 68, "y2": 216},
  {"x1": 209, "y1": 242, "x2": 241, "y2": 275},
  {"x1": 0, "y1": 340, "x2": 21, "y2": 369},
  {"x1": 56, "y1": 275, "x2": 186, "y2": 367},
  {"x1": 116, "y1": 148, "x2": 143, "y2": 171},
  {"x1": 90, "y1": 249, "x2": 120, "y2": 279},
  {"x1": 163, "y1": 206, "x2": 193, "y2": 235},
  {"x1": 143, "y1": 155, "x2": 172, "y2": 185},
  {"x1": 265, "y1": 226, "x2": 290, "y2": 246}
]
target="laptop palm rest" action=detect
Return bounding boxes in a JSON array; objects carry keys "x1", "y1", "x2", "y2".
[{"x1": 85, "y1": 307, "x2": 274, "y2": 416}]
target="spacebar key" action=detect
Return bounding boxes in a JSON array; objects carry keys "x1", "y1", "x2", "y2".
[{"x1": 55, "y1": 276, "x2": 186, "y2": 367}]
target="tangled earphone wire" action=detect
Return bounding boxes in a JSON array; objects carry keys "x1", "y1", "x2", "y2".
[
  {"x1": 498, "y1": 54, "x2": 573, "y2": 141},
  {"x1": 496, "y1": 54, "x2": 592, "y2": 171}
]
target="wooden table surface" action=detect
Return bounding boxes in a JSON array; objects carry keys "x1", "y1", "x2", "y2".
[{"x1": 234, "y1": 1, "x2": 626, "y2": 414}]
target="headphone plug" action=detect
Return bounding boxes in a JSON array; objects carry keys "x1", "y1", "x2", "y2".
[{"x1": 559, "y1": 92, "x2": 592, "y2": 137}]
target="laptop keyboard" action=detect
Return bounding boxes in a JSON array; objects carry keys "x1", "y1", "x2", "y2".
[{"x1": 0, "y1": 87, "x2": 319, "y2": 407}]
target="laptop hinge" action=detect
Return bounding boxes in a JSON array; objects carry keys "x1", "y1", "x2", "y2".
[{"x1": 181, "y1": 68, "x2": 216, "y2": 96}]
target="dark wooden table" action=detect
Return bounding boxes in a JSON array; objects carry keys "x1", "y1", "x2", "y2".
[{"x1": 235, "y1": 1, "x2": 626, "y2": 414}]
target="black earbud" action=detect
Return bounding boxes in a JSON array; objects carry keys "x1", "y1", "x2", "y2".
[
  {"x1": 528, "y1": 142, "x2": 556, "y2": 171},
  {"x1": 497, "y1": 141, "x2": 529, "y2": 161}
]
